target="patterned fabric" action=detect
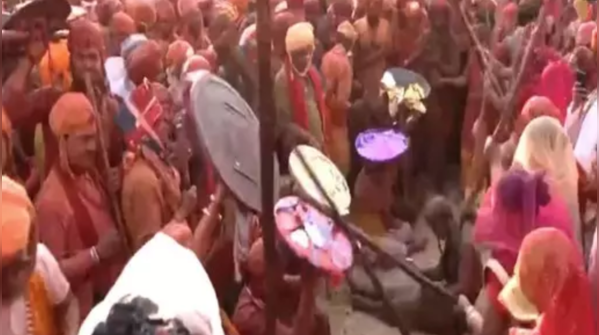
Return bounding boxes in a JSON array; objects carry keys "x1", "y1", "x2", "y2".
[
  {"x1": 122, "y1": 80, "x2": 164, "y2": 151},
  {"x1": 27, "y1": 272, "x2": 58, "y2": 335}
]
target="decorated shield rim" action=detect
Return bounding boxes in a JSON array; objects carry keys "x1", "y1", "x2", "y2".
[
  {"x1": 288, "y1": 145, "x2": 351, "y2": 215},
  {"x1": 274, "y1": 196, "x2": 354, "y2": 273}
]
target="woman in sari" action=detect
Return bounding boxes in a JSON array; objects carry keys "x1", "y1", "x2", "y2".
[
  {"x1": 473, "y1": 169, "x2": 575, "y2": 335},
  {"x1": 499, "y1": 227, "x2": 594, "y2": 335},
  {"x1": 512, "y1": 116, "x2": 581, "y2": 245}
]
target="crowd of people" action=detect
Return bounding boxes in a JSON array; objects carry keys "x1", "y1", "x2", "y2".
[{"x1": 0, "y1": 0, "x2": 597, "y2": 333}]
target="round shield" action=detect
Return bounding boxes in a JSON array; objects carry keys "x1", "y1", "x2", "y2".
[
  {"x1": 189, "y1": 71, "x2": 279, "y2": 213},
  {"x1": 4, "y1": 0, "x2": 71, "y2": 32},
  {"x1": 356, "y1": 128, "x2": 409, "y2": 162},
  {"x1": 275, "y1": 196, "x2": 353, "y2": 274},
  {"x1": 381, "y1": 67, "x2": 431, "y2": 98},
  {"x1": 289, "y1": 145, "x2": 351, "y2": 216}
]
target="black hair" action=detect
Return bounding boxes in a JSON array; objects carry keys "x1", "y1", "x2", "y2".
[{"x1": 92, "y1": 297, "x2": 191, "y2": 335}]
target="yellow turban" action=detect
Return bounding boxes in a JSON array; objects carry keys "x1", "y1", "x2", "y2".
[
  {"x1": 49, "y1": 93, "x2": 96, "y2": 138},
  {"x1": 573, "y1": 0, "x2": 590, "y2": 21},
  {"x1": 39, "y1": 39, "x2": 72, "y2": 90},
  {"x1": 337, "y1": 20, "x2": 357, "y2": 42},
  {"x1": 1, "y1": 175, "x2": 33, "y2": 261},
  {"x1": 285, "y1": 22, "x2": 315, "y2": 52}
]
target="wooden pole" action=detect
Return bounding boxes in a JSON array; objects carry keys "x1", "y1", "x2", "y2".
[{"x1": 256, "y1": 0, "x2": 279, "y2": 333}]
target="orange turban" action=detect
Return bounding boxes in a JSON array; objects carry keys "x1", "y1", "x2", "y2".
[
  {"x1": 39, "y1": 39, "x2": 72, "y2": 90},
  {"x1": 516, "y1": 96, "x2": 561, "y2": 136},
  {"x1": 125, "y1": 40, "x2": 163, "y2": 85},
  {"x1": 109, "y1": 12, "x2": 136, "y2": 37},
  {"x1": 229, "y1": 0, "x2": 249, "y2": 15},
  {"x1": 165, "y1": 40, "x2": 194, "y2": 69},
  {"x1": 49, "y1": 93, "x2": 96, "y2": 137},
  {"x1": 1, "y1": 175, "x2": 33, "y2": 261},
  {"x1": 95, "y1": 0, "x2": 124, "y2": 26},
  {"x1": 125, "y1": 0, "x2": 157, "y2": 30},
  {"x1": 182, "y1": 55, "x2": 212, "y2": 79},
  {"x1": 68, "y1": 19, "x2": 105, "y2": 52},
  {"x1": 155, "y1": 0, "x2": 176, "y2": 22}
]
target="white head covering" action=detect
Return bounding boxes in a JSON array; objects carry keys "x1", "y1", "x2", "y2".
[
  {"x1": 512, "y1": 116, "x2": 581, "y2": 241},
  {"x1": 78, "y1": 233, "x2": 223, "y2": 335},
  {"x1": 285, "y1": 22, "x2": 315, "y2": 52}
]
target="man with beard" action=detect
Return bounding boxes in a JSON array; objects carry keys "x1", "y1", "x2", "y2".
[
  {"x1": 35, "y1": 93, "x2": 127, "y2": 321},
  {"x1": 274, "y1": 22, "x2": 328, "y2": 152},
  {"x1": 67, "y1": 18, "x2": 124, "y2": 174},
  {"x1": 353, "y1": 0, "x2": 392, "y2": 98}
]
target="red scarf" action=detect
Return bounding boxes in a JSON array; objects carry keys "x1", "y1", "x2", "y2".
[{"x1": 284, "y1": 60, "x2": 328, "y2": 142}]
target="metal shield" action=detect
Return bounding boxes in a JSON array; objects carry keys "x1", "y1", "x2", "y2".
[
  {"x1": 188, "y1": 71, "x2": 279, "y2": 213},
  {"x1": 4, "y1": 0, "x2": 71, "y2": 31}
]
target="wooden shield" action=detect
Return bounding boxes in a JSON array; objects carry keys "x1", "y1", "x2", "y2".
[{"x1": 188, "y1": 71, "x2": 279, "y2": 213}]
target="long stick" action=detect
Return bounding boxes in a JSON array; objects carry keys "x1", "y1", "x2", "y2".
[
  {"x1": 84, "y1": 75, "x2": 131, "y2": 254},
  {"x1": 255, "y1": 0, "x2": 279, "y2": 333},
  {"x1": 455, "y1": 4, "x2": 505, "y2": 96},
  {"x1": 492, "y1": 7, "x2": 547, "y2": 140},
  {"x1": 294, "y1": 150, "x2": 458, "y2": 300}
]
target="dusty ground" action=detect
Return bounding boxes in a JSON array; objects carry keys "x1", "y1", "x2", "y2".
[
  {"x1": 322, "y1": 173, "x2": 464, "y2": 335},
  {"x1": 322, "y1": 222, "x2": 441, "y2": 335}
]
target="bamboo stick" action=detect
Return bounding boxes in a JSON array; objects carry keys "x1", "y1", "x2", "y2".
[
  {"x1": 255, "y1": 0, "x2": 279, "y2": 333},
  {"x1": 84, "y1": 74, "x2": 131, "y2": 255}
]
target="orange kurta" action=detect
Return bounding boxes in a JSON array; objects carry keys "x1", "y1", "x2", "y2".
[
  {"x1": 121, "y1": 151, "x2": 181, "y2": 252},
  {"x1": 35, "y1": 167, "x2": 125, "y2": 319}
]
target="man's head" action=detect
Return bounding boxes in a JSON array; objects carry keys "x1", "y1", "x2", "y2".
[
  {"x1": 1, "y1": 176, "x2": 36, "y2": 303},
  {"x1": 422, "y1": 196, "x2": 456, "y2": 241},
  {"x1": 108, "y1": 12, "x2": 136, "y2": 56},
  {"x1": 285, "y1": 22, "x2": 316, "y2": 75},
  {"x1": 68, "y1": 19, "x2": 106, "y2": 87},
  {"x1": 329, "y1": 0, "x2": 354, "y2": 27},
  {"x1": 152, "y1": 0, "x2": 176, "y2": 40},
  {"x1": 208, "y1": 3, "x2": 239, "y2": 51},
  {"x1": 336, "y1": 20, "x2": 357, "y2": 50},
  {"x1": 428, "y1": 0, "x2": 451, "y2": 30},
  {"x1": 125, "y1": 40, "x2": 164, "y2": 85},
  {"x1": 91, "y1": 297, "x2": 210, "y2": 335},
  {"x1": 49, "y1": 93, "x2": 98, "y2": 173},
  {"x1": 365, "y1": 0, "x2": 383, "y2": 23}
]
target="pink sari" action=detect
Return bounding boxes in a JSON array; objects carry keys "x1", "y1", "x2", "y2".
[{"x1": 538, "y1": 61, "x2": 574, "y2": 123}]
